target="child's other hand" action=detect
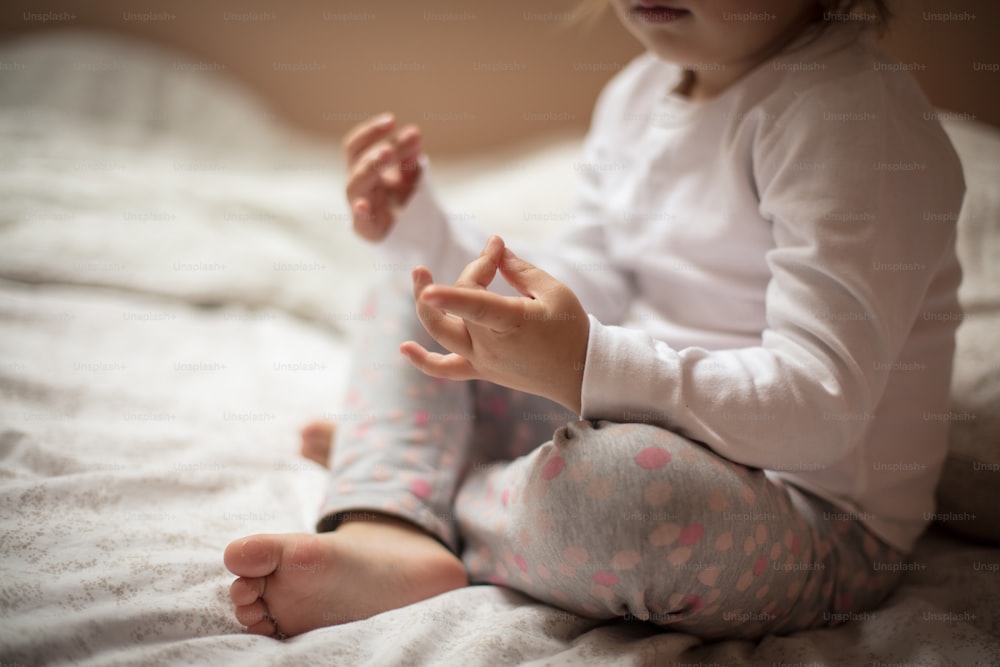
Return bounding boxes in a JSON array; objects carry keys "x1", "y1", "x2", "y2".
[
  {"x1": 402, "y1": 236, "x2": 589, "y2": 414},
  {"x1": 343, "y1": 113, "x2": 423, "y2": 242}
]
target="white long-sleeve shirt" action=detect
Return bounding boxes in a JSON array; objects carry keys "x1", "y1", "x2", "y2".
[{"x1": 380, "y1": 29, "x2": 965, "y2": 553}]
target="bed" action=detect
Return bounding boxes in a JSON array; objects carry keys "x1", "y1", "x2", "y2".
[{"x1": 2, "y1": 30, "x2": 999, "y2": 666}]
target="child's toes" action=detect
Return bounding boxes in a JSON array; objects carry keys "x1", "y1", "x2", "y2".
[
  {"x1": 230, "y1": 576, "x2": 265, "y2": 606},
  {"x1": 234, "y1": 600, "x2": 268, "y2": 627},
  {"x1": 300, "y1": 420, "x2": 335, "y2": 443},
  {"x1": 245, "y1": 618, "x2": 278, "y2": 637},
  {"x1": 299, "y1": 420, "x2": 336, "y2": 467},
  {"x1": 224, "y1": 535, "x2": 283, "y2": 578}
]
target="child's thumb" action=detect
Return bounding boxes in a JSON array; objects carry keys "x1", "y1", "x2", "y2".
[{"x1": 499, "y1": 247, "x2": 557, "y2": 298}]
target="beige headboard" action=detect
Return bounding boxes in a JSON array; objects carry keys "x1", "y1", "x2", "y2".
[{"x1": 1, "y1": 0, "x2": 997, "y2": 157}]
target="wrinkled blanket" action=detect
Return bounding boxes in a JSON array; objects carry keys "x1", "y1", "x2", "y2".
[{"x1": 1, "y1": 30, "x2": 998, "y2": 666}]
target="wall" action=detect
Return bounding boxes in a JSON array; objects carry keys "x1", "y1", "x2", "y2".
[{"x1": 1, "y1": 0, "x2": 997, "y2": 157}]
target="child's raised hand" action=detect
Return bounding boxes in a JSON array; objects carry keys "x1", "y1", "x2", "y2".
[
  {"x1": 401, "y1": 236, "x2": 589, "y2": 414},
  {"x1": 343, "y1": 113, "x2": 423, "y2": 242}
]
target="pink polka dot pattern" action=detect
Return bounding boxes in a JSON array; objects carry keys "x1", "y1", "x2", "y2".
[
  {"x1": 410, "y1": 478, "x2": 431, "y2": 500},
  {"x1": 563, "y1": 545, "x2": 590, "y2": 566},
  {"x1": 550, "y1": 589, "x2": 570, "y2": 604},
  {"x1": 593, "y1": 571, "x2": 620, "y2": 586},
  {"x1": 667, "y1": 547, "x2": 692, "y2": 565},
  {"x1": 643, "y1": 480, "x2": 672, "y2": 506},
  {"x1": 697, "y1": 566, "x2": 720, "y2": 587},
  {"x1": 534, "y1": 510, "x2": 554, "y2": 533},
  {"x1": 591, "y1": 583, "x2": 615, "y2": 602},
  {"x1": 541, "y1": 456, "x2": 566, "y2": 481},
  {"x1": 708, "y1": 489, "x2": 728, "y2": 512},
  {"x1": 515, "y1": 555, "x2": 529, "y2": 573},
  {"x1": 611, "y1": 550, "x2": 642, "y2": 571},
  {"x1": 679, "y1": 523, "x2": 704, "y2": 546},
  {"x1": 345, "y1": 388, "x2": 361, "y2": 406},
  {"x1": 585, "y1": 477, "x2": 614, "y2": 499},
  {"x1": 635, "y1": 447, "x2": 672, "y2": 469},
  {"x1": 566, "y1": 460, "x2": 594, "y2": 482},
  {"x1": 649, "y1": 522, "x2": 681, "y2": 547}
]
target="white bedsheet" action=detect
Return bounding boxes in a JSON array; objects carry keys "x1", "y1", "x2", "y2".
[{"x1": 1, "y1": 30, "x2": 998, "y2": 666}]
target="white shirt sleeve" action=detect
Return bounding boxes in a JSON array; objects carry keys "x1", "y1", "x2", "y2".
[
  {"x1": 378, "y1": 158, "x2": 489, "y2": 284},
  {"x1": 579, "y1": 82, "x2": 965, "y2": 470},
  {"x1": 376, "y1": 79, "x2": 637, "y2": 327}
]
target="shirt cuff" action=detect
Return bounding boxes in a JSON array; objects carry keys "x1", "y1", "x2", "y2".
[
  {"x1": 579, "y1": 314, "x2": 680, "y2": 426},
  {"x1": 379, "y1": 159, "x2": 450, "y2": 269}
]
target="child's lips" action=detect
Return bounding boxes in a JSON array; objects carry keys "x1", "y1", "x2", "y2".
[{"x1": 630, "y1": 3, "x2": 690, "y2": 23}]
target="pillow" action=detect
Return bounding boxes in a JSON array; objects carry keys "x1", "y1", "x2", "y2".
[{"x1": 934, "y1": 117, "x2": 1000, "y2": 544}]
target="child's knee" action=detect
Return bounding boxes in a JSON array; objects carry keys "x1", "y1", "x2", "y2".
[{"x1": 511, "y1": 420, "x2": 710, "y2": 527}]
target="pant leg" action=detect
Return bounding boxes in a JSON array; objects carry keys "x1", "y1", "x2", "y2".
[
  {"x1": 315, "y1": 276, "x2": 478, "y2": 552},
  {"x1": 465, "y1": 379, "x2": 578, "y2": 466},
  {"x1": 455, "y1": 419, "x2": 905, "y2": 640}
]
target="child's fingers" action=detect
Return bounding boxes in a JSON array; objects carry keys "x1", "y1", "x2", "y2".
[
  {"x1": 411, "y1": 267, "x2": 472, "y2": 353},
  {"x1": 420, "y1": 286, "x2": 522, "y2": 334},
  {"x1": 345, "y1": 143, "x2": 392, "y2": 206},
  {"x1": 394, "y1": 125, "x2": 422, "y2": 158},
  {"x1": 399, "y1": 342, "x2": 476, "y2": 381},
  {"x1": 499, "y1": 247, "x2": 561, "y2": 299},
  {"x1": 351, "y1": 198, "x2": 378, "y2": 237},
  {"x1": 454, "y1": 236, "x2": 504, "y2": 290},
  {"x1": 351, "y1": 203, "x2": 380, "y2": 241},
  {"x1": 342, "y1": 113, "x2": 395, "y2": 165},
  {"x1": 347, "y1": 128, "x2": 422, "y2": 196},
  {"x1": 378, "y1": 127, "x2": 423, "y2": 190},
  {"x1": 397, "y1": 154, "x2": 423, "y2": 198},
  {"x1": 393, "y1": 127, "x2": 423, "y2": 192}
]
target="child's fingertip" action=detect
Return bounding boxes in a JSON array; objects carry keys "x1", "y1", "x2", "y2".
[
  {"x1": 420, "y1": 288, "x2": 444, "y2": 306},
  {"x1": 411, "y1": 266, "x2": 432, "y2": 286}
]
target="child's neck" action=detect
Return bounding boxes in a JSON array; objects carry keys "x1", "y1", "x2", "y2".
[
  {"x1": 677, "y1": 18, "x2": 821, "y2": 101},
  {"x1": 673, "y1": 67, "x2": 744, "y2": 101}
]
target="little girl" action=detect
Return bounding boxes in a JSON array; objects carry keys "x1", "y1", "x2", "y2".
[{"x1": 224, "y1": 0, "x2": 964, "y2": 640}]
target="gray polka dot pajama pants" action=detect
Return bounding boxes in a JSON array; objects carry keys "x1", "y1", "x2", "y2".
[{"x1": 317, "y1": 277, "x2": 906, "y2": 640}]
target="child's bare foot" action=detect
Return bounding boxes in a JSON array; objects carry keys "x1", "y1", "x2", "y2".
[
  {"x1": 223, "y1": 516, "x2": 468, "y2": 638},
  {"x1": 299, "y1": 420, "x2": 335, "y2": 468}
]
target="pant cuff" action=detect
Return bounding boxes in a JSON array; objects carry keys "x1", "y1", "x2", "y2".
[{"x1": 316, "y1": 493, "x2": 460, "y2": 554}]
